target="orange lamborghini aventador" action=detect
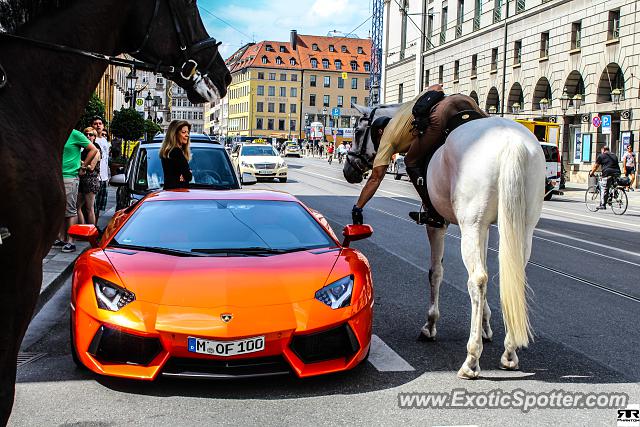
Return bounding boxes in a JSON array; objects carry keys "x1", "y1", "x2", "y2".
[{"x1": 68, "y1": 190, "x2": 374, "y2": 380}]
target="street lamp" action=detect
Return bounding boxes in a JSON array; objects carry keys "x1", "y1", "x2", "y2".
[
  {"x1": 488, "y1": 105, "x2": 497, "y2": 114},
  {"x1": 125, "y1": 70, "x2": 138, "y2": 107},
  {"x1": 511, "y1": 102, "x2": 521, "y2": 115},
  {"x1": 572, "y1": 93, "x2": 583, "y2": 111},
  {"x1": 539, "y1": 98, "x2": 549, "y2": 116},
  {"x1": 611, "y1": 88, "x2": 622, "y2": 107},
  {"x1": 145, "y1": 91, "x2": 153, "y2": 119},
  {"x1": 560, "y1": 88, "x2": 570, "y2": 114},
  {"x1": 322, "y1": 106, "x2": 328, "y2": 137}
]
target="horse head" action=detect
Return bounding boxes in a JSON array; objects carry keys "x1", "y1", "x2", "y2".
[{"x1": 128, "y1": 0, "x2": 232, "y2": 104}]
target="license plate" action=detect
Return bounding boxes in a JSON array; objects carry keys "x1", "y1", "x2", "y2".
[
  {"x1": 187, "y1": 336, "x2": 265, "y2": 357},
  {"x1": 258, "y1": 170, "x2": 271, "y2": 174}
]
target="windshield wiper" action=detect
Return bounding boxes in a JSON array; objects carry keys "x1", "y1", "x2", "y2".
[
  {"x1": 109, "y1": 243, "x2": 205, "y2": 257},
  {"x1": 191, "y1": 247, "x2": 310, "y2": 256}
]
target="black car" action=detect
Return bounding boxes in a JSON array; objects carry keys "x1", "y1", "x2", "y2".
[{"x1": 111, "y1": 140, "x2": 251, "y2": 210}]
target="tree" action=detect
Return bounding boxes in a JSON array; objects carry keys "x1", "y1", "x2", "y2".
[
  {"x1": 76, "y1": 92, "x2": 106, "y2": 131},
  {"x1": 110, "y1": 107, "x2": 145, "y2": 141},
  {"x1": 144, "y1": 119, "x2": 162, "y2": 139}
]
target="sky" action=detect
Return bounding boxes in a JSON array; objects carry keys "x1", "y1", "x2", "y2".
[{"x1": 199, "y1": 0, "x2": 372, "y2": 60}]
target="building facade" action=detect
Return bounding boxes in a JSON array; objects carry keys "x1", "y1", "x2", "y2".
[
  {"x1": 383, "y1": 0, "x2": 639, "y2": 183},
  {"x1": 169, "y1": 83, "x2": 208, "y2": 134}
]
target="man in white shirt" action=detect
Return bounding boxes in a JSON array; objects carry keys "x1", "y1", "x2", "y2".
[{"x1": 91, "y1": 117, "x2": 111, "y2": 224}]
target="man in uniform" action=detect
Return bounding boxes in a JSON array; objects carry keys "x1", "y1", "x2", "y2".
[{"x1": 351, "y1": 85, "x2": 486, "y2": 227}]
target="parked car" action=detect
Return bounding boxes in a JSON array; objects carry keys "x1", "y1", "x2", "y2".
[
  {"x1": 387, "y1": 153, "x2": 406, "y2": 180},
  {"x1": 540, "y1": 142, "x2": 561, "y2": 200},
  {"x1": 231, "y1": 143, "x2": 288, "y2": 183},
  {"x1": 68, "y1": 190, "x2": 374, "y2": 380},
  {"x1": 283, "y1": 142, "x2": 302, "y2": 157},
  {"x1": 110, "y1": 141, "x2": 253, "y2": 210}
]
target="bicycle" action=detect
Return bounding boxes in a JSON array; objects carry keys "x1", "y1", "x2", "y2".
[{"x1": 585, "y1": 174, "x2": 628, "y2": 215}]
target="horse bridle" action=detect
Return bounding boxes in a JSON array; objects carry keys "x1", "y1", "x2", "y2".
[
  {"x1": 346, "y1": 107, "x2": 380, "y2": 176},
  {"x1": 0, "y1": 0, "x2": 221, "y2": 85}
]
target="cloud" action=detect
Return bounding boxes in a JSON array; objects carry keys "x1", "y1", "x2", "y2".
[{"x1": 309, "y1": 0, "x2": 348, "y2": 18}]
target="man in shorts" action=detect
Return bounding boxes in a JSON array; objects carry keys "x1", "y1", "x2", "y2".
[
  {"x1": 621, "y1": 144, "x2": 636, "y2": 191},
  {"x1": 92, "y1": 117, "x2": 111, "y2": 223},
  {"x1": 53, "y1": 130, "x2": 99, "y2": 252}
]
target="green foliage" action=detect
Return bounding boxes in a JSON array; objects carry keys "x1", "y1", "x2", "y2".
[
  {"x1": 76, "y1": 92, "x2": 106, "y2": 131},
  {"x1": 144, "y1": 119, "x2": 162, "y2": 139},
  {"x1": 110, "y1": 108, "x2": 145, "y2": 141}
]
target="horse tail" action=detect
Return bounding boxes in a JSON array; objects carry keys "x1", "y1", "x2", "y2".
[{"x1": 497, "y1": 141, "x2": 532, "y2": 349}]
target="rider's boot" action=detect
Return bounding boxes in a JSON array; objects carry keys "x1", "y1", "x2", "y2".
[{"x1": 406, "y1": 166, "x2": 445, "y2": 228}]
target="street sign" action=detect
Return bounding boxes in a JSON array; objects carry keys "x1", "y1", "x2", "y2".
[
  {"x1": 331, "y1": 107, "x2": 341, "y2": 117},
  {"x1": 135, "y1": 97, "x2": 145, "y2": 112},
  {"x1": 341, "y1": 72, "x2": 348, "y2": 80},
  {"x1": 601, "y1": 114, "x2": 611, "y2": 134},
  {"x1": 591, "y1": 115, "x2": 601, "y2": 128}
]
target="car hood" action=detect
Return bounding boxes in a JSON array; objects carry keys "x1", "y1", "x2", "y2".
[
  {"x1": 241, "y1": 155, "x2": 282, "y2": 164},
  {"x1": 103, "y1": 248, "x2": 340, "y2": 308}
]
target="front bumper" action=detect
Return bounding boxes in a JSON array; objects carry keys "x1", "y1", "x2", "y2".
[
  {"x1": 239, "y1": 165, "x2": 288, "y2": 178},
  {"x1": 72, "y1": 298, "x2": 372, "y2": 380}
]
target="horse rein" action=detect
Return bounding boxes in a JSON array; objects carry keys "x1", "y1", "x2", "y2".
[
  {"x1": 0, "y1": 0, "x2": 220, "y2": 86},
  {"x1": 346, "y1": 107, "x2": 379, "y2": 175}
]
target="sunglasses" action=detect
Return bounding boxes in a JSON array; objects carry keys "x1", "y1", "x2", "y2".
[{"x1": 85, "y1": 133, "x2": 97, "y2": 137}]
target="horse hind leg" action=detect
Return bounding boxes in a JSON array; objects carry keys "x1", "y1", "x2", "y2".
[
  {"x1": 481, "y1": 233, "x2": 493, "y2": 342},
  {"x1": 419, "y1": 225, "x2": 447, "y2": 341},
  {"x1": 457, "y1": 224, "x2": 489, "y2": 380}
]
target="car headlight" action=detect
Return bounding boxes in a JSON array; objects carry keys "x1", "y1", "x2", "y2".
[
  {"x1": 241, "y1": 161, "x2": 253, "y2": 168},
  {"x1": 315, "y1": 275, "x2": 353, "y2": 309},
  {"x1": 93, "y1": 277, "x2": 135, "y2": 311},
  {"x1": 278, "y1": 161, "x2": 287, "y2": 168}
]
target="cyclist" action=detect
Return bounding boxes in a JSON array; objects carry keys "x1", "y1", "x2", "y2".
[
  {"x1": 621, "y1": 144, "x2": 636, "y2": 191},
  {"x1": 589, "y1": 146, "x2": 621, "y2": 210},
  {"x1": 337, "y1": 142, "x2": 347, "y2": 164},
  {"x1": 327, "y1": 143, "x2": 335, "y2": 164}
]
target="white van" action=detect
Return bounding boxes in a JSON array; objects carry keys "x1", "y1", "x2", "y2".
[{"x1": 540, "y1": 142, "x2": 561, "y2": 200}]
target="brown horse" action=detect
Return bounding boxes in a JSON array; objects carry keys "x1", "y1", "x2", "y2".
[{"x1": 0, "y1": 1, "x2": 231, "y2": 423}]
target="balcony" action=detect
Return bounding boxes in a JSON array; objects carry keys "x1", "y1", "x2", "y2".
[
  {"x1": 455, "y1": 23, "x2": 462, "y2": 39},
  {"x1": 493, "y1": 7, "x2": 501, "y2": 23},
  {"x1": 473, "y1": 14, "x2": 480, "y2": 31},
  {"x1": 440, "y1": 30, "x2": 446, "y2": 46}
]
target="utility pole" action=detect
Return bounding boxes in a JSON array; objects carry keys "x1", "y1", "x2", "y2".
[{"x1": 369, "y1": 0, "x2": 383, "y2": 106}]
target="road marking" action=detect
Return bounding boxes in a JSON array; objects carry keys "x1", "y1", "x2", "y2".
[
  {"x1": 368, "y1": 334, "x2": 415, "y2": 372},
  {"x1": 542, "y1": 207, "x2": 638, "y2": 227},
  {"x1": 533, "y1": 228, "x2": 640, "y2": 258}
]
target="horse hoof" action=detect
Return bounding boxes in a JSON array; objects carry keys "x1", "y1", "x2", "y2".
[
  {"x1": 499, "y1": 361, "x2": 519, "y2": 371},
  {"x1": 482, "y1": 335, "x2": 493, "y2": 343},
  {"x1": 457, "y1": 365, "x2": 480, "y2": 380},
  {"x1": 417, "y1": 332, "x2": 436, "y2": 342}
]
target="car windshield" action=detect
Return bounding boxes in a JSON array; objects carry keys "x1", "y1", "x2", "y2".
[
  {"x1": 138, "y1": 147, "x2": 236, "y2": 190},
  {"x1": 241, "y1": 146, "x2": 278, "y2": 156},
  {"x1": 111, "y1": 200, "x2": 336, "y2": 253},
  {"x1": 541, "y1": 145, "x2": 559, "y2": 162}
]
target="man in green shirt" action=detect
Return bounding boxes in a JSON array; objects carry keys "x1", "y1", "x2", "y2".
[{"x1": 54, "y1": 129, "x2": 99, "y2": 252}]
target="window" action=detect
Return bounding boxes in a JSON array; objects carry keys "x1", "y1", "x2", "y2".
[
  {"x1": 257, "y1": 85, "x2": 264, "y2": 96},
  {"x1": 338, "y1": 77, "x2": 344, "y2": 89},
  {"x1": 268, "y1": 86, "x2": 275, "y2": 96},
  {"x1": 323, "y1": 95, "x2": 330, "y2": 107},
  {"x1": 426, "y1": 8, "x2": 434, "y2": 49},
  {"x1": 269, "y1": 73, "x2": 276, "y2": 80},
  {"x1": 268, "y1": 102, "x2": 275, "y2": 113},
  {"x1": 275, "y1": 56, "x2": 283, "y2": 65},
  {"x1": 291, "y1": 74, "x2": 298, "y2": 82},
  {"x1": 310, "y1": 94, "x2": 316, "y2": 106},
  {"x1": 351, "y1": 78, "x2": 358, "y2": 89},
  {"x1": 440, "y1": 1, "x2": 448, "y2": 45},
  {"x1": 364, "y1": 62, "x2": 371, "y2": 72},
  {"x1": 265, "y1": 44, "x2": 274, "y2": 51},
  {"x1": 278, "y1": 87, "x2": 285, "y2": 97},
  {"x1": 290, "y1": 58, "x2": 296, "y2": 66},
  {"x1": 365, "y1": 78, "x2": 370, "y2": 90},
  {"x1": 280, "y1": 73, "x2": 287, "y2": 81},
  {"x1": 324, "y1": 76, "x2": 330, "y2": 87},
  {"x1": 337, "y1": 96, "x2": 343, "y2": 107},
  {"x1": 341, "y1": 45, "x2": 347, "y2": 53},
  {"x1": 350, "y1": 61, "x2": 358, "y2": 71},
  {"x1": 357, "y1": 46, "x2": 364, "y2": 54},
  {"x1": 290, "y1": 120, "x2": 296, "y2": 131},
  {"x1": 335, "y1": 60, "x2": 342, "y2": 70},
  {"x1": 278, "y1": 119, "x2": 285, "y2": 131},
  {"x1": 310, "y1": 75, "x2": 317, "y2": 87},
  {"x1": 279, "y1": 103, "x2": 286, "y2": 113},
  {"x1": 261, "y1": 56, "x2": 268, "y2": 64},
  {"x1": 540, "y1": 32, "x2": 549, "y2": 58},
  {"x1": 471, "y1": 54, "x2": 477, "y2": 76},
  {"x1": 514, "y1": 40, "x2": 522, "y2": 65},
  {"x1": 438, "y1": 65, "x2": 443, "y2": 84},
  {"x1": 279, "y1": 45, "x2": 286, "y2": 52},
  {"x1": 329, "y1": 45, "x2": 335, "y2": 52},
  {"x1": 493, "y1": 0, "x2": 502, "y2": 23},
  {"x1": 290, "y1": 87, "x2": 297, "y2": 97},
  {"x1": 312, "y1": 43, "x2": 319, "y2": 51},
  {"x1": 474, "y1": 0, "x2": 481, "y2": 30},
  {"x1": 398, "y1": 83, "x2": 404, "y2": 103},
  {"x1": 608, "y1": 10, "x2": 620, "y2": 40},
  {"x1": 256, "y1": 118, "x2": 263, "y2": 130},
  {"x1": 454, "y1": 60, "x2": 460, "y2": 81},
  {"x1": 456, "y1": 0, "x2": 464, "y2": 38},
  {"x1": 515, "y1": 0, "x2": 525, "y2": 13},
  {"x1": 571, "y1": 21, "x2": 581, "y2": 49},
  {"x1": 290, "y1": 103, "x2": 297, "y2": 113},
  {"x1": 257, "y1": 102, "x2": 264, "y2": 112},
  {"x1": 351, "y1": 96, "x2": 357, "y2": 106},
  {"x1": 364, "y1": 96, "x2": 369, "y2": 105},
  {"x1": 311, "y1": 58, "x2": 318, "y2": 68},
  {"x1": 491, "y1": 47, "x2": 499, "y2": 71},
  {"x1": 268, "y1": 119, "x2": 274, "y2": 130},
  {"x1": 258, "y1": 72, "x2": 264, "y2": 79},
  {"x1": 322, "y1": 59, "x2": 329, "y2": 69},
  {"x1": 424, "y1": 69, "x2": 430, "y2": 88}
]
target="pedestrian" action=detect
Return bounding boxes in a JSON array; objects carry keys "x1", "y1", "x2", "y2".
[
  {"x1": 53, "y1": 129, "x2": 99, "y2": 253},
  {"x1": 160, "y1": 120, "x2": 192, "y2": 190},
  {"x1": 327, "y1": 143, "x2": 334, "y2": 164},
  {"x1": 589, "y1": 146, "x2": 621, "y2": 210},
  {"x1": 621, "y1": 144, "x2": 636, "y2": 191},
  {"x1": 91, "y1": 116, "x2": 111, "y2": 224},
  {"x1": 77, "y1": 127, "x2": 102, "y2": 225}
]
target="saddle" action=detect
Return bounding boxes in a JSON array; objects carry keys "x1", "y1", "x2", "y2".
[{"x1": 443, "y1": 110, "x2": 487, "y2": 136}]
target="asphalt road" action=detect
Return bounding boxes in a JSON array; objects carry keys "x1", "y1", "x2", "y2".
[{"x1": 10, "y1": 156, "x2": 640, "y2": 426}]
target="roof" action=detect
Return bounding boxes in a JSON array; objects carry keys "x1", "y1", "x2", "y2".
[
  {"x1": 226, "y1": 34, "x2": 372, "y2": 75},
  {"x1": 139, "y1": 142, "x2": 225, "y2": 149},
  {"x1": 145, "y1": 189, "x2": 300, "y2": 203}
]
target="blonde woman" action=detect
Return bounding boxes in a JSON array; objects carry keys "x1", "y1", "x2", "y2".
[
  {"x1": 160, "y1": 120, "x2": 192, "y2": 189},
  {"x1": 77, "y1": 126, "x2": 101, "y2": 225}
]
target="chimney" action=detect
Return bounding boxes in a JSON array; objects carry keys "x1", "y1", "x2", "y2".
[{"x1": 290, "y1": 30, "x2": 298, "y2": 50}]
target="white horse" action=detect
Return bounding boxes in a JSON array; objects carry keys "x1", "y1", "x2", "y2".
[{"x1": 344, "y1": 101, "x2": 546, "y2": 379}]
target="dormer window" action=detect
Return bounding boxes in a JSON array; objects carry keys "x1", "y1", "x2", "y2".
[
  {"x1": 289, "y1": 58, "x2": 296, "y2": 65},
  {"x1": 335, "y1": 60, "x2": 342, "y2": 70},
  {"x1": 261, "y1": 55, "x2": 268, "y2": 64},
  {"x1": 350, "y1": 60, "x2": 358, "y2": 71},
  {"x1": 312, "y1": 43, "x2": 319, "y2": 51},
  {"x1": 341, "y1": 45, "x2": 347, "y2": 52},
  {"x1": 265, "y1": 44, "x2": 274, "y2": 52},
  {"x1": 357, "y1": 46, "x2": 364, "y2": 54},
  {"x1": 279, "y1": 46, "x2": 286, "y2": 52},
  {"x1": 364, "y1": 61, "x2": 370, "y2": 72},
  {"x1": 329, "y1": 44, "x2": 335, "y2": 52},
  {"x1": 275, "y1": 56, "x2": 283, "y2": 65},
  {"x1": 322, "y1": 58, "x2": 329, "y2": 69},
  {"x1": 310, "y1": 58, "x2": 318, "y2": 68}
]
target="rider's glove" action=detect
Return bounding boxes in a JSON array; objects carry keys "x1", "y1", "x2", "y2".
[{"x1": 352, "y1": 205, "x2": 364, "y2": 225}]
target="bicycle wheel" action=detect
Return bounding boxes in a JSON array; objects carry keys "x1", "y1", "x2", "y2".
[
  {"x1": 610, "y1": 189, "x2": 628, "y2": 215},
  {"x1": 585, "y1": 186, "x2": 600, "y2": 212}
]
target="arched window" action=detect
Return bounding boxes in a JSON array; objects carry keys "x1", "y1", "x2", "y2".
[
  {"x1": 275, "y1": 56, "x2": 283, "y2": 65},
  {"x1": 261, "y1": 56, "x2": 268, "y2": 64},
  {"x1": 364, "y1": 62, "x2": 371, "y2": 72},
  {"x1": 310, "y1": 58, "x2": 318, "y2": 68}
]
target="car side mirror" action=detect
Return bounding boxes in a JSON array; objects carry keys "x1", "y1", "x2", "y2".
[
  {"x1": 342, "y1": 224, "x2": 373, "y2": 247},
  {"x1": 68, "y1": 224, "x2": 99, "y2": 247},
  {"x1": 242, "y1": 172, "x2": 257, "y2": 185},
  {"x1": 109, "y1": 174, "x2": 126, "y2": 187}
]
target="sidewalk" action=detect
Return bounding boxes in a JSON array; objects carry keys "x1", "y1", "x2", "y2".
[{"x1": 36, "y1": 188, "x2": 116, "y2": 314}]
